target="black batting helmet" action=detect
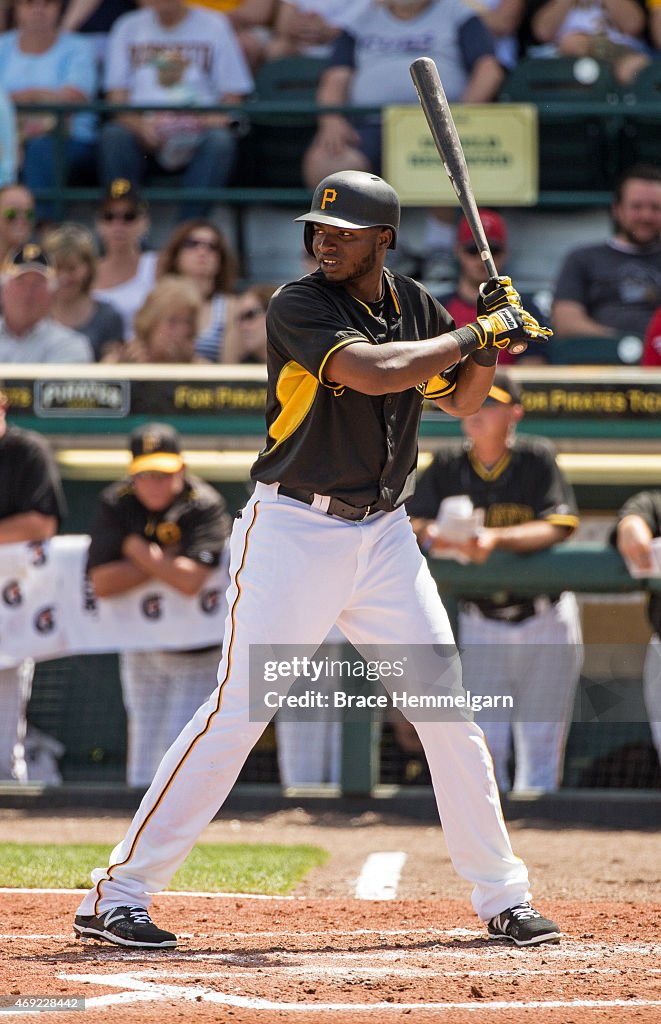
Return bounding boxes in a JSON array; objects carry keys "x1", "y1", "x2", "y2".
[{"x1": 295, "y1": 170, "x2": 400, "y2": 255}]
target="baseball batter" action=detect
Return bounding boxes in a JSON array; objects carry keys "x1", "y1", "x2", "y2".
[{"x1": 74, "y1": 170, "x2": 559, "y2": 949}]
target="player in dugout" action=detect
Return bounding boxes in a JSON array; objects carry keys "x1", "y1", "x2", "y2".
[{"x1": 74, "y1": 170, "x2": 560, "y2": 951}]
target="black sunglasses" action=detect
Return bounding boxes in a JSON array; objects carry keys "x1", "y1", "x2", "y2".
[
  {"x1": 180, "y1": 237, "x2": 221, "y2": 253},
  {"x1": 462, "y1": 243, "x2": 504, "y2": 256},
  {"x1": 2, "y1": 207, "x2": 36, "y2": 222},
  {"x1": 101, "y1": 209, "x2": 139, "y2": 223}
]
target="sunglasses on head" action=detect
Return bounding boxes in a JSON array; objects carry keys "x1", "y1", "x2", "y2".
[
  {"x1": 462, "y1": 242, "x2": 504, "y2": 256},
  {"x1": 180, "y1": 237, "x2": 221, "y2": 253},
  {"x1": 2, "y1": 207, "x2": 36, "y2": 222},
  {"x1": 101, "y1": 209, "x2": 139, "y2": 223}
]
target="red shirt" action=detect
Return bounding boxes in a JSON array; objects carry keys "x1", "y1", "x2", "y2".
[{"x1": 642, "y1": 307, "x2": 661, "y2": 366}]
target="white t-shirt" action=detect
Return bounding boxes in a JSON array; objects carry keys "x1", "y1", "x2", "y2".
[
  {"x1": 93, "y1": 251, "x2": 158, "y2": 340},
  {"x1": 104, "y1": 6, "x2": 254, "y2": 103},
  {"x1": 0, "y1": 317, "x2": 93, "y2": 362}
]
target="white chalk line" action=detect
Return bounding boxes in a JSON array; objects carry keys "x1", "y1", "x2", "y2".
[
  {"x1": 0, "y1": 887, "x2": 291, "y2": 900},
  {"x1": 354, "y1": 851, "x2": 407, "y2": 900}
]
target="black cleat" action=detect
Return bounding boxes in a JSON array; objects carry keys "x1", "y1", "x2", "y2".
[
  {"x1": 73, "y1": 905, "x2": 177, "y2": 949},
  {"x1": 487, "y1": 902, "x2": 561, "y2": 947}
]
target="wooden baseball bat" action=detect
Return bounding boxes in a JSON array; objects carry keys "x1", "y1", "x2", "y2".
[{"x1": 409, "y1": 56, "x2": 528, "y2": 355}]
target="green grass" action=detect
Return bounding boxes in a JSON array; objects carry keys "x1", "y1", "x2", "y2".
[{"x1": 0, "y1": 842, "x2": 329, "y2": 895}]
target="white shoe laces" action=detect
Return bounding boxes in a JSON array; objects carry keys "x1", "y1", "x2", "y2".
[
  {"x1": 509, "y1": 903, "x2": 539, "y2": 921},
  {"x1": 125, "y1": 907, "x2": 152, "y2": 925}
]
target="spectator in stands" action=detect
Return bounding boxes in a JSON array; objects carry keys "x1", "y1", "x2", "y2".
[
  {"x1": 102, "y1": 275, "x2": 205, "y2": 364},
  {"x1": 86, "y1": 422, "x2": 231, "y2": 787},
  {"x1": 641, "y1": 305, "x2": 661, "y2": 364},
  {"x1": 190, "y1": 0, "x2": 280, "y2": 71},
  {"x1": 552, "y1": 163, "x2": 661, "y2": 343},
  {"x1": 222, "y1": 282, "x2": 277, "y2": 363},
  {"x1": 99, "y1": 0, "x2": 254, "y2": 219},
  {"x1": 268, "y1": 0, "x2": 368, "y2": 60},
  {"x1": 469, "y1": 0, "x2": 526, "y2": 70},
  {"x1": 61, "y1": 0, "x2": 137, "y2": 70},
  {"x1": 0, "y1": 185, "x2": 35, "y2": 268},
  {"x1": 614, "y1": 491, "x2": 661, "y2": 767},
  {"x1": 436, "y1": 209, "x2": 549, "y2": 365},
  {"x1": 0, "y1": 243, "x2": 93, "y2": 361},
  {"x1": 0, "y1": 0, "x2": 97, "y2": 219},
  {"x1": 408, "y1": 370, "x2": 583, "y2": 793},
  {"x1": 0, "y1": 90, "x2": 17, "y2": 187},
  {"x1": 92, "y1": 179, "x2": 158, "y2": 341},
  {"x1": 530, "y1": 0, "x2": 651, "y2": 85},
  {"x1": 649, "y1": 0, "x2": 661, "y2": 51},
  {"x1": 301, "y1": 0, "x2": 504, "y2": 272},
  {"x1": 0, "y1": 383, "x2": 66, "y2": 781},
  {"x1": 42, "y1": 222, "x2": 124, "y2": 361},
  {"x1": 156, "y1": 219, "x2": 239, "y2": 362}
]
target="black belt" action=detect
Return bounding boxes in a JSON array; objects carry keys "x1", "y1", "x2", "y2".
[
  {"x1": 278, "y1": 485, "x2": 381, "y2": 522},
  {"x1": 462, "y1": 595, "x2": 561, "y2": 624}
]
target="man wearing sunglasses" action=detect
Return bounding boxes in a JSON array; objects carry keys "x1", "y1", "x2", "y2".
[
  {"x1": 0, "y1": 185, "x2": 36, "y2": 270},
  {"x1": 437, "y1": 210, "x2": 548, "y2": 366}
]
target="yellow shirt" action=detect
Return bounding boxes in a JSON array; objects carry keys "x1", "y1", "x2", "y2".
[{"x1": 187, "y1": 1, "x2": 241, "y2": 11}]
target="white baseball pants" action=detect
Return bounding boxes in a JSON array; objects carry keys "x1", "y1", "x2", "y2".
[
  {"x1": 642, "y1": 634, "x2": 661, "y2": 762},
  {"x1": 119, "y1": 647, "x2": 222, "y2": 788},
  {"x1": 458, "y1": 594, "x2": 584, "y2": 793},
  {"x1": 0, "y1": 658, "x2": 34, "y2": 782},
  {"x1": 78, "y1": 482, "x2": 530, "y2": 923}
]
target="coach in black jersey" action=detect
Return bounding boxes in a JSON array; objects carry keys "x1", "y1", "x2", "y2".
[
  {"x1": 409, "y1": 370, "x2": 583, "y2": 794},
  {"x1": 74, "y1": 171, "x2": 563, "y2": 952},
  {"x1": 86, "y1": 423, "x2": 231, "y2": 788},
  {"x1": 0, "y1": 385, "x2": 66, "y2": 782}
]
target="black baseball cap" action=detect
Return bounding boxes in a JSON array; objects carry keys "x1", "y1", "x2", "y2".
[
  {"x1": 2, "y1": 243, "x2": 54, "y2": 279},
  {"x1": 129, "y1": 423, "x2": 184, "y2": 475},
  {"x1": 485, "y1": 370, "x2": 522, "y2": 406},
  {"x1": 101, "y1": 178, "x2": 147, "y2": 211}
]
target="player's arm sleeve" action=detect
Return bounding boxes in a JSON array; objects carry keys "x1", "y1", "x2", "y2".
[
  {"x1": 532, "y1": 447, "x2": 580, "y2": 532},
  {"x1": 613, "y1": 491, "x2": 661, "y2": 540},
  {"x1": 16, "y1": 442, "x2": 67, "y2": 524},
  {"x1": 86, "y1": 498, "x2": 129, "y2": 570},
  {"x1": 267, "y1": 284, "x2": 368, "y2": 390},
  {"x1": 180, "y1": 499, "x2": 232, "y2": 569},
  {"x1": 325, "y1": 31, "x2": 355, "y2": 71}
]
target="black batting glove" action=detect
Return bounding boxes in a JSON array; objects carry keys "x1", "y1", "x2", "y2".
[{"x1": 476, "y1": 275, "x2": 522, "y2": 318}]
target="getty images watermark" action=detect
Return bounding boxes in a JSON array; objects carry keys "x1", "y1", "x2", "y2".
[
  {"x1": 249, "y1": 642, "x2": 647, "y2": 724},
  {"x1": 248, "y1": 643, "x2": 514, "y2": 722}
]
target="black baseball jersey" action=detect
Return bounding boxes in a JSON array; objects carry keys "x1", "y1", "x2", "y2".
[
  {"x1": 614, "y1": 490, "x2": 661, "y2": 635},
  {"x1": 0, "y1": 425, "x2": 66, "y2": 524},
  {"x1": 407, "y1": 435, "x2": 579, "y2": 606},
  {"x1": 251, "y1": 268, "x2": 456, "y2": 510},
  {"x1": 87, "y1": 474, "x2": 231, "y2": 571}
]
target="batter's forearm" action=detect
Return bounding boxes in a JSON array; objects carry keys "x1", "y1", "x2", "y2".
[{"x1": 325, "y1": 334, "x2": 467, "y2": 395}]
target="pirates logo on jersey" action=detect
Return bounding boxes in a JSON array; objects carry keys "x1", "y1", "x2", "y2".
[
  {"x1": 199, "y1": 588, "x2": 221, "y2": 615},
  {"x1": 142, "y1": 593, "x2": 163, "y2": 620},
  {"x1": 2, "y1": 580, "x2": 22, "y2": 607},
  {"x1": 156, "y1": 521, "x2": 181, "y2": 546},
  {"x1": 34, "y1": 605, "x2": 55, "y2": 633}
]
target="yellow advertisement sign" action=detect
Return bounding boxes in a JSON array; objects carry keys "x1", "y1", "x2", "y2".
[{"x1": 383, "y1": 103, "x2": 538, "y2": 205}]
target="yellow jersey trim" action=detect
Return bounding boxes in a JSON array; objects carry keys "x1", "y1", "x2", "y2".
[
  {"x1": 468, "y1": 448, "x2": 512, "y2": 482},
  {"x1": 94, "y1": 500, "x2": 261, "y2": 915},
  {"x1": 317, "y1": 336, "x2": 365, "y2": 391},
  {"x1": 267, "y1": 360, "x2": 319, "y2": 452},
  {"x1": 547, "y1": 513, "x2": 579, "y2": 531}
]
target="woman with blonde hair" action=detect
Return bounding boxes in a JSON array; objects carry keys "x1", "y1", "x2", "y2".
[
  {"x1": 102, "y1": 276, "x2": 205, "y2": 364},
  {"x1": 157, "y1": 219, "x2": 239, "y2": 362},
  {"x1": 43, "y1": 222, "x2": 124, "y2": 361}
]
